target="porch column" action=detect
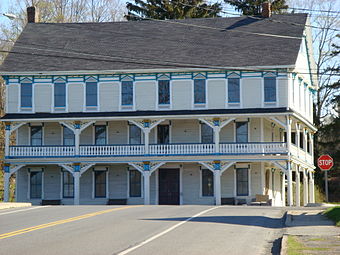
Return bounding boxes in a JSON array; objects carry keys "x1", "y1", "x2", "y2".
[
  {"x1": 303, "y1": 168, "x2": 309, "y2": 206},
  {"x1": 309, "y1": 133, "x2": 314, "y2": 161},
  {"x1": 74, "y1": 123, "x2": 81, "y2": 156},
  {"x1": 303, "y1": 129, "x2": 308, "y2": 161},
  {"x1": 4, "y1": 124, "x2": 11, "y2": 157},
  {"x1": 295, "y1": 164, "x2": 300, "y2": 206},
  {"x1": 281, "y1": 172, "x2": 286, "y2": 207},
  {"x1": 309, "y1": 170, "x2": 315, "y2": 203},
  {"x1": 295, "y1": 123, "x2": 300, "y2": 157},
  {"x1": 142, "y1": 162, "x2": 153, "y2": 205},
  {"x1": 73, "y1": 164, "x2": 81, "y2": 205},
  {"x1": 3, "y1": 164, "x2": 11, "y2": 202},
  {"x1": 286, "y1": 116, "x2": 293, "y2": 206},
  {"x1": 287, "y1": 161, "x2": 293, "y2": 206},
  {"x1": 213, "y1": 163, "x2": 222, "y2": 206}
]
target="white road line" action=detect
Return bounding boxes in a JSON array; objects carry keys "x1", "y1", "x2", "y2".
[
  {"x1": 118, "y1": 206, "x2": 219, "y2": 255},
  {"x1": 0, "y1": 206, "x2": 50, "y2": 216}
]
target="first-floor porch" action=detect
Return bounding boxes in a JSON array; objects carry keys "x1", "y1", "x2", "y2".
[{"x1": 3, "y1": 158, "x2": 315, "y2": 207}]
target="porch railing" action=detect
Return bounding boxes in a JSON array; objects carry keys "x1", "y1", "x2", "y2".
[
  {"x1": 219, "y1": 142, "x2": 287, "y2": 154},
  {"x1": 149, "y1": 143, "x2": 215, "y2": 155},
  {"x1": 79, "y1": 145, "x2": 145, "y2": 156},
  {"x1": 9, "y1": 145, "x2": 75, "y2": 157},
  {"x1": 8, "y1": 142, "x2": 287, "y2": 158}
]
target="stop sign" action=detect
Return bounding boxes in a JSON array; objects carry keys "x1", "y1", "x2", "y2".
[{"x1": 318, "y1": 155, "x2": 334, "y2": 171}]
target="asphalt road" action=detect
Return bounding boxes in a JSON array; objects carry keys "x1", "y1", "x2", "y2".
[{"x1": 0, "y1": 205, "x2": 286, "y2": 255}]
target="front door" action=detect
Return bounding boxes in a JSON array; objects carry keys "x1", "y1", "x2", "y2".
[{"x1": 159, "y1": 169, "x2": 180, "y2": 205}]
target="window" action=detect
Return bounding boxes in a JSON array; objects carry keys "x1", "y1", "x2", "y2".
[
  {"x1": 21, "y1": 82, "x2": 32, "y2": 108},
  {"x1": 201, "y1": 123, "x2": 213, "y2": 143},
  {"x1": 228, "y1": 78, "x2": 240, "y2": 103},
  {"x1": 63, "y1": 171, "x2": 74, "y2": 198},
  {"x1": 95, "y1": 125, "x2": 106, "y2": 145},
  {"x1": 264, "y1": 77, "x2": 276, "y2": 102},
  {"x1": 95, "y1": 171, "x2": 106, "y2": 198},
  {"x1": 86, "y1": 81, "x2": 97, "y2": 107},
  {"x1": 300, "y1": 132, "x2": 304, "y2": 149},
  {"x1": 30, "y1": 171, "x2": 42, "y2": 199},
  {"x1": 202, "y1": 169, "x2": 214, "y2": 196},
  {"x1": 236, "y1": 168, "x2": 249, "y2": 196},
  {"x1": 62, "y1": 126, "x2": 75, "y2": 146},
  {"x1": 54, "y1": 82, "x2": 66, "y2": 107},
  {"x1": 157, "y1": 125, "x2": 170, "y2": 144},
  {"x1": 129, "y1": 170, "x2": 141, "y2": 197},
  {"x1": 236, "y1": 122, "x2": 248, "y2": 143},
  {"x1": 31, "y1": 126, "x2": 43, "y2": 146},
  {"x1": 129, "y1": 125, "x2": 142, "y2": 144},
  {"x1": 194, "y1": 79, "x2": 206, "y2": 104},
  {"x1": 122, "y1": 81, "x2": 133, "y2": 105},
  {"x1": 158, "y1": 80, "x2": 170, "y2": 105}
]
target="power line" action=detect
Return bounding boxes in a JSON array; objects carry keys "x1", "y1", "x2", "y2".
[
  {"x1": 0, "y1": 49, "x2": 338, "y2": 77},
  {"x1": 287, "y1": 7, "x2": 340, "y2": 14}
]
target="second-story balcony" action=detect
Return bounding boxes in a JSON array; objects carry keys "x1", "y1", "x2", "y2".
[{"x1": 8, "y1": 142, "x2": 287, "y2": 158}]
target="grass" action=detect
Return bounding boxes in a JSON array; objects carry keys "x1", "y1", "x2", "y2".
[
  {"x1": 287, "y1": 235, "x2": 330, "y2": 255},
  {"x1": 309, "y1": 237, "x2": 326, "y2": 241},
  {"x1": 323, "y1": 206, "x2": 340, "y2": 227}
]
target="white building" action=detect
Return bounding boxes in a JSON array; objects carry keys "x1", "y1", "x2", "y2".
[{"x1": 0, "y1": 6, "x2": 317, "y2": 206}]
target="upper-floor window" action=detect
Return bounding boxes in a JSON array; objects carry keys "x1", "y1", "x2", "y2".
[
  {"x1": 194, "y1": 79, "x2": 206, "y2": 104},
  {"x1": 201, "y1": 123, "x2": 213, "y2": 143},
  {"x1": 95, "y1": 125, "x2": 106, "y2": 145},
  {"x1": 86, "y1": 81, "x2": 97, "y2": 107},
  {"x1": 63, "y1": 126, "x2": 75, "y2": 146},
  {"x1": 228, "y1": 78, "x2": 240, "y2": 103},
  {"x1": 157, "y1": 125, "x2": 170, "y2": 144},
  {"x1": 264, "y1": 76, "x2": 276, "y2": 102},
  {"x1": 54, "y1": 82, "x2": 66, "y2": 107},
  {"x1": 158, "y1": 80, "x2": 170, "y2": 105},
  {"x1": 21, "y1": 82, "x2": 32, "y2": 108},
  {"x1": 236, "y1": 122, "x2": 248, "y2": 143},
  {"x1": 129, "y1": 124, "x2": 142, "y2": 144},
  {"x1": 31, "y1": 126, "x2": 43, "y2": 146},
  {"x1": 122, "y1": 81, "x2": 133, "y2": 105}
]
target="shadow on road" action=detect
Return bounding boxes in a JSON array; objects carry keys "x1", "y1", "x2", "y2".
[{"x1": 142, "y1": 215, "x2": 285, "y2": 229}]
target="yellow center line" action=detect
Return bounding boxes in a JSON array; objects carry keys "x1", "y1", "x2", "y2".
[{"x1": 0, "y1": 205, "x2": 143, "y2": 240}]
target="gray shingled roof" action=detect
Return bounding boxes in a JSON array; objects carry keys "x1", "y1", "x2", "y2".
[{"x1": 0, "y1": 14, "x2": 307, "y2": 73}]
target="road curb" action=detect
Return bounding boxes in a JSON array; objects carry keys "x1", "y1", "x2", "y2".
[
  {"x1": 280, "y1": 234, "x2": 288, "y2": 255},
  {"x1": 0, "y1": 202, "x2": 32, "y2": 210},
  {"x1": 284, "y1": 211, "x2": 292, "y2": 227}
]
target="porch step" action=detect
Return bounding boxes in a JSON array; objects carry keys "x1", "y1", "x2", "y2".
[
  {"x1": 41, "y1": 200, "x2": 61, "y2": 206},
  {"x1": 107, "y1": 199, "x2": 127, "y2": 205}
]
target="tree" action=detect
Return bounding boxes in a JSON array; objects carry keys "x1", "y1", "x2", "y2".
[
  {"x1": 225, "y1": 0, "x2": 289, "y2": 16},
  {"x1": 126, "y1": 0, "x2": 222, "y2": 21}
]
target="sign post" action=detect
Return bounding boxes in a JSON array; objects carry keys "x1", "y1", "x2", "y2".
[{"x1": 317, "y1": 155, "x2": 334, "y2": 202}]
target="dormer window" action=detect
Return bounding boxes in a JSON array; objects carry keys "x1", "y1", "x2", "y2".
[
  {"x1": 86, "y1": 81, "x2": 98, "y2": 107},
  {"x1": 228, "y1": 77, "x2": 240, "y2": 103},
  {"x1": 194, "y1": 78, "x2": 206, "y2": 105},
  {"x1": 54, "y1": 82, "x2": 66, "y2": 108},
  {"x1": 21, "y1": 82, "x2": 32, "y2": 108},
  {"x1": 264, "y1": 76, "x2": 277, "y2": 103},
  {"x1": 121, "y1": 80, "x2": 134, "y2": 106}
]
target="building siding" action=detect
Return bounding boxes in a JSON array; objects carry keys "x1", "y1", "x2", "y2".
[
  {"x1": 34, "y1": 84, "x2": 52, "y2": 112},
  {"x1": 207, "y1": 80, "x2": 226, "y2": 109},
  {"x1": 242, "y1": 78, "x2": 262, "y2": 108},
  {"x1": 172, "y1": 80, "x2": 192, "y2": 110},
  {"x1": 7, "y1": 84, "x2": 19, "y2": 113},
  {"x1": 68, "y1": 83, "x2": 84, "y2": 112},
  {"x1": 135, "y1": 81, "x2": 156, "y2": 110}
]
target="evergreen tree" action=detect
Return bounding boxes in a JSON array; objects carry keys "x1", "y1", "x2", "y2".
[
  {"x1": 126, "y1": 0, "x2": 222, "y2": 20},
  {"x1": 225, "y1": 0, "x2": 288, "y2": 16}
]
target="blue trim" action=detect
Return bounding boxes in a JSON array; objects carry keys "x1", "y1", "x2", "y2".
[
  {"x1": 5, "y1": 124, "x2": 11, "y2": 131},
  {"x1": 7, "y1": 152, "x2": 289, "y2": 159},
  {"x1": 143, "y1": 163, "x2": 150, "y2": 171},
  {"x1": 73, "y1": 164, "x2": 81, "y2": 172},
  {"x1": 4, "y1": 165, "x2": 10, "y2": 173}
]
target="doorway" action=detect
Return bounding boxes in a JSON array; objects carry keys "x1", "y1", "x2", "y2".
[{"x1": 158, "y1": 169, "x2": 180, "y2": 205}]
